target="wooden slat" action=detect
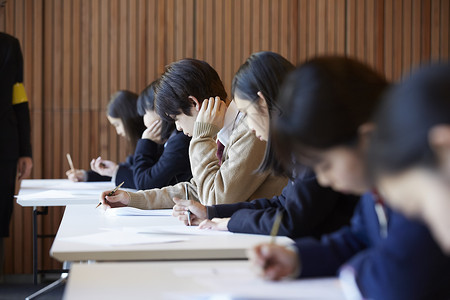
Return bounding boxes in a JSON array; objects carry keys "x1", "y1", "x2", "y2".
[
  {"x1": 298, "y1": 0, "x2": 308, "y2": 61},
  {"x1": 403, "y1": 0, "x2": 412, "y2": 77},
  {"x1": 317, "y1": 0, "x2": 326, "y2": 55},
  {"x1": 431, "y1": 0, "x2": 441, "y2": 61},
  {"x1": 308, "y1": 0, "x2": 317, "y2": 57},
  {"x1": 441, "y1": 0, "x2": 449, "y2": 60},
  {"x1": 393, "y1": 0, "x2": 403, "y2": 80}
]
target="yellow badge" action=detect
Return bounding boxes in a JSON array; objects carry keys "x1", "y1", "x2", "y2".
[{"x1": 12, "y1": 83, "x2": 28, "y2": 105}]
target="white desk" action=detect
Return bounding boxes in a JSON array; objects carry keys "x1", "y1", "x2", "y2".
[
  {"x1": 64, "y1": 261, "x2": 346, "y2": 300},
  {"x1": 50, "y1": 204, "x2": 293, "y2": 262},
  {"x1": 16, "y1": 179, "x2": 115, "y2": 284},
  {"x1": 16, "y1": 179, "x2": 115, "y2": 206}
]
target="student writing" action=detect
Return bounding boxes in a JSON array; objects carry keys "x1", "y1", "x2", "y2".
[
  {"x1": 99, "y1": 58, "x2": 287, "y2": 208},
  {"x1": 66, "y1": 90, "x2": 145, "y2": 188},
  {"x1": 248, "y1": 57, "x2": 450, "y2": 300},
  {"x1": 172, "y1": 52, "x2": 358, "y2": 238}
]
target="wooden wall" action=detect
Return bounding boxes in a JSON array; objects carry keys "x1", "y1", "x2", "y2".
[{"x1": 1, "y1": 0, "x2": 449, "y2": 275}]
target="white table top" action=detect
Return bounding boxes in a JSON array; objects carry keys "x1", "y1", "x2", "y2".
[
  {"x1": 50, "y1": 204, "x2": 293, "y2": 262},
  {"x1": 64, "y1": 261, "x2": 346, "y2": 300},
  {"x1": 16, "y1": 179, "x2": 115, "y2": 207}
]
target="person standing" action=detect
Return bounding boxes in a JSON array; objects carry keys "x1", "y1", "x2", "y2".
[{"x1": 0, "y1": 32, "x2": 33, "y2": 279}]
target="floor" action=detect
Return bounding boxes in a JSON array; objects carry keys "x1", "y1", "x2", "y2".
[{"x1": 0, "y1": 274, "x2": 65, "y2": 300}]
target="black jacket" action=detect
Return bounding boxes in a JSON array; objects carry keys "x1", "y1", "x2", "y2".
[
  {"x1": 0, "y1": 33, "x2": 32, "y2": 160},
  {"x1": 207, "y1": 174, "x2": 359, "y2": 239}
]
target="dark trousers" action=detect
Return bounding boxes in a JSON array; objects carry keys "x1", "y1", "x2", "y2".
[{"x1": 0, "y1": 160, "x2": 17, "y2": 237}]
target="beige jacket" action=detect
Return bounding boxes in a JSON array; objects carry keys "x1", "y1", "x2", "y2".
[{"x1": 128, "y1": 116, "x2": 288, "y2": 209}]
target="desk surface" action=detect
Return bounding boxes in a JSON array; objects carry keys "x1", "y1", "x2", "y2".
[
  {"x1": 16, "y1": 179, "x2": 115, "y2": 207},
  {"x1": 64, "y1": 261, "x2": 346, "y2": 300},
  {"x1": 50, "y1": 204, "x2": 293, "y2": 262}
]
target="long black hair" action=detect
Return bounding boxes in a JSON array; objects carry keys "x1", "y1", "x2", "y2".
[
  {"x1": 137, "y1": 81, "x2": 176, "y2": 141},
  {"x1": 107, "y1": 90, "x2": 146, "y2": 153},
  {"x1": 231, "y1": 51, "x2": 295, "y2": 175},
  {"x1": 271, "y1": 56, "x2": 389, "y2": 175},
  {"x1": 154, "y1": 58, "x2": 227, "y2": 122},
  {"x1": 368, "y1": 63, "x2": 450, "y2": 181}
]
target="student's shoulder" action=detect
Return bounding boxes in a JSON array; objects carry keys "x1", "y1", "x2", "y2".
[{"x1": 167, "y1": 130, "x2": 191, "y2": 146}]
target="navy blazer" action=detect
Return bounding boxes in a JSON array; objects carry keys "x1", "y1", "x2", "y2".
[
  {"x1": 296, "y1": 193, "x2": 450, "y2": 300},
  {"x1": 207, "y1": 175, "x2": 359, "y2": 239},
  {"x1": 86, "y1": 131, "x2": 192, "y2": 190},
  {"x1": 132, "y1": 131, "x2": 192, "y2": 189}
]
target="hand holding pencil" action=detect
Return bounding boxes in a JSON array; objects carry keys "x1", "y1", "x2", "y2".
[
  {"x1": 247, "y1": 211, "x2": 300, "y2": 281},
  {"x1": 65, "y1": 153, "x2": 87, "y2": 182},
  {"x1": 98, "y1": 182, "x2": 128, "y2": 209}
]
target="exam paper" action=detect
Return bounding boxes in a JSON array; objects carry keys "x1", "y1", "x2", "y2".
[
  {"x1": 60, "y1": 231, "x2": 188, "y2": 246},
  {"x1": 168, "y1": 267, "x2": 345, "y2": 299},
  {"x1": 123, "y1": 225, "x2": 233, "y2": 236},
  {"x1": 104, "y1": 207, "x2": 173, "y2": 217}
]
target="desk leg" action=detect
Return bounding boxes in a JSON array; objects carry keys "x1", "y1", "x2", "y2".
[
  {"x1": 25, "y1": 261, "x2": 70, "y2": 300},
  {"x1": 32, "y1": 206, "x2": 38, "y2": 285}
]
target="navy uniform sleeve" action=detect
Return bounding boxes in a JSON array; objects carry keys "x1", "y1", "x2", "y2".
[
  {"x1": 133, "y1": 132, "x2": 192, "y2": 190},
  {"x1": 227, "y1": 177, "x2": 358, "y2": 238},
  {"x1": 115, "y1": 155, "x2": 136, "y2": 188},
  {"x1": 86, "y1": 170, "x2": 111, "y2": 182},
  {"x1": 12, "y1": 37, "x2": 32, "y2": 158},
  {"x1": 346, "y1": 212, "x2": 450, "y2": 300},
  {"x1": 294, "y1": 198, "x2": 369, "y2": 277}
]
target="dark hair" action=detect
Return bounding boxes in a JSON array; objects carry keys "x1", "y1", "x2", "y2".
[
  {"x1": 231, "y1": 51, "x2": 295, "y2": 175},
  {"x1": 154, "y1": 58, "x2": 227, "y2": 121},
  {"x1": 271, "y1": 56, "x2": 389, "y2": 175},
  {"x1": 137, "y1": 81, "x2": 176, "y2": 141},
  {"x1": 368, "y1": 63, "x2": 450, "y2": 181},
  {"x1": 107, "y1": 90, "x2": 146, "y2": 152}
]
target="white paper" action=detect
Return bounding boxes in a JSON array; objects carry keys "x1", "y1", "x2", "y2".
[
  {"x1": 124, "y1": 225, "x2": 233, "y2": 236},
  {"x1": 104, "y1": 207, "x2": 173, "y2": 217},
  {"x1": 168, "y1": 267, "x2": 345, "y2": 299},
  {"x1": 60, "y1": 231, "x2": 188, "y2": 246},
  {"x1": 15, "y1": 190, "x2": 98, "y2": 200}
]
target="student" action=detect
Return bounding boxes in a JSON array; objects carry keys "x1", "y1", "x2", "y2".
[
  {"x1": 133, "y1": 81, "x2": 192, "y2": 189},
  {"x1": 173, "y1": 52, "x2": 358, "y2": 239},
  {"x1": 66, "y1": 90, "x2": 146, "y2": 189},
  {"x1": 368, "y1": 64, "x2": 450, "y2": 254},
  {"x1": 100, "y1": 58, "x2": 288, "y2": 209},
  {"x1": 248, "y1": 57, "x2": 450, "y2": 300},
  {"x1": 0, "y1": 33, "x2": 33, "y2": 280}
]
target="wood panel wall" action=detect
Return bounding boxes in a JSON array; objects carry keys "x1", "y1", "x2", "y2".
[{"x1": 1, "y1": 0, "x2": 449, "y2": 275}]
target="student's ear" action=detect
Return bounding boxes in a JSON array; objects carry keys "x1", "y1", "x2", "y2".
[
  {"x1": 429, "y1": 125, "x2": 450, "y2": 169},
  {"x1": 188, "y1": 96, "x2": 201, "y2": 112},
  {"x1": 358, "y1": 122, "x2": 375, "y2": 149},
  {"x1": 256, "y1": 91, "x2": 268, "y2": 112}
]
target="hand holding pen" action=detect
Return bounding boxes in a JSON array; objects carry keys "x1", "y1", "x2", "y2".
[
  {"x1": 97, "y1": 181, "x2": 127, "y2": 208},
  {"x1": 247, "y1": 211, "x2": 300, "y2": 280},
  {"x1": 184, "y1": 183, "x2": 192, "y2": 226}
]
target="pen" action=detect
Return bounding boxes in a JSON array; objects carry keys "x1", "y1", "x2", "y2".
[
  {"x1": 185, "y1": 183, "x2": 191, "y2": 226},
  {"x1": 269, "y1": 210, "x2": 283, "y2": 244},
  {"x1": 96, "y1": 181, "x2": 124, "y2": 208},
  {"x1": 66, "y1": 153, "x2": 75, "y2": 172}
]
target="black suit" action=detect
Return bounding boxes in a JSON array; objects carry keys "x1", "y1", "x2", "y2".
[{"x1": 0, "y1": 33, "x2": 32, "y2": 237}]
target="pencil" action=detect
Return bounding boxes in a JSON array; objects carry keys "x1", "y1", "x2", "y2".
[
  {"x1": 185, "y1": 183, "x2": 192, "y2": 226},
  {"x1": 66, "y1": 153, "x2": 75, "y2": 172},
  {"x1": 269, "y1": 211, "x2": 283, "y2": 244},
  {"x1": 96, "y1": 181, "x2": 125, "y2": 208}
]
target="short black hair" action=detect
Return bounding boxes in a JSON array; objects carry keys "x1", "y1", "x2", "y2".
[
  {"x1": 107, "y1": 90, "x2": 146, "y2": 152},
  {"x1": 137, "y1": 81, "x2": 176, "y2": 141},
  {"x1": 154, "y1": 58, "x2": 227, "y2": 121},
  {"x1": 271, "y1": 56, "x2": 389, "y2": 175},
  {"x1": 368, "y1": 63, "x2": 450, "y2": 182}
]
